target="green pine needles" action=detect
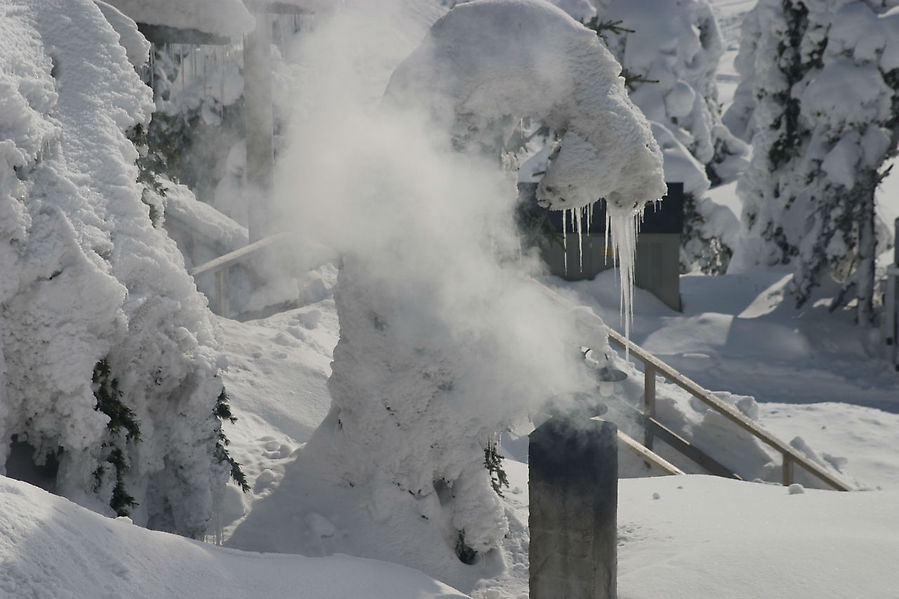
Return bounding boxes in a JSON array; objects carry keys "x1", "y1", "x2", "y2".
[
  {"x1": 92, "y1": 359, "x2": 139, "y2": 516},
  {"x1": 214, "y1": 389, "x2": 250, "y2": 493},
  {"x1": 484, "y1": 436, "x2": 509, "y2": 498}
]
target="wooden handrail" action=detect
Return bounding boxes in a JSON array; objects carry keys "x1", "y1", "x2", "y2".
[
  {"x1": 189, "y1": 232, "x2": 292, "y2": 317},
  {"x1": 615, "y1": 428, "x2": 685, "y2": 476},
  {"x1": 189, "y1": 232, "x2": 291, "y2": 277},
  {"x1": 606, "y1": 327, "x2": 852, "y2": 491}
]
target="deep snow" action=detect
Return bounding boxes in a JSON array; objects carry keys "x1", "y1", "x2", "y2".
[{"x1": 4, "y1": 0, "x2": 899, "y2": 598}]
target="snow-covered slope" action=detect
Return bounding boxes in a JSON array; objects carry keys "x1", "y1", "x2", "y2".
[
  {"x1": 6, "y1": 467, "x2": 899, "y2": 599},
  {"x1": 0, "y1": 474, "x2": 467, "y2": 599},
  {"x1": 619, "y1": 475, "x2": 899, "y2": 599}
]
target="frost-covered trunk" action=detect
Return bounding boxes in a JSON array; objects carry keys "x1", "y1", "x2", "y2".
[{"x1": 856, "y1": 176, "x2": 878, "y2": 324}]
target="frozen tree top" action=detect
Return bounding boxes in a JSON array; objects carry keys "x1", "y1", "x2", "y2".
[
  {"x1": 385, "y1": 0, "x2": 665, "y2": 213},
  {"x1": 96, "y1": 1, "x2": 151, "y2": 68},
  {"x1": 103, "y1": 0, "x2": 254, "y2": 38}
]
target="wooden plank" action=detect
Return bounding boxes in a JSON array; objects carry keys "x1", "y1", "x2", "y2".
[
  {"x1": 607, "y1": 328, "x2": 852, "y2": 491},
  {"x1": 616, "y1": 429, "x2": 684, "y2": 476},
  {"x1": 643, "y1": 365, "x2": 656, "y2": 449},
  {"x1": 214, "y1": 268, "x2": 230, "y2": 317},
  {"x1": 190, "y1": 232, "x2": 290, "y2": 277},
  {"x1": 647, "y1": 418, "x2": 742, "y2": 480}
]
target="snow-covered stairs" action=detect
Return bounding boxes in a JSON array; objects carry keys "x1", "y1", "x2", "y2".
[{"x1": 607, "y1": 328, "x2": 852, "y2": 491}]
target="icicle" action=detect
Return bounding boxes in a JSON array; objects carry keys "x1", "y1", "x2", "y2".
[
  {"x1": 562, "y1": 207, "x2": 568, "y2": 276},
  {"x1": 606, "y1": 202, "x2": 644, "y2": 357},
  {"x1": 575, "y1": 205, "x2": 584, "y2": 273},
  {"x1": 219, "y1": 46, "x2": 226, "y2": 118},
  {"x1": 179, "y1": 45, "x2": 185, "y2": 96},
  {"x1": 603, "y1": 202, "x2": 611, "y2": 266}
]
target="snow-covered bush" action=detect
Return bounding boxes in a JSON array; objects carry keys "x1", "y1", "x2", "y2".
[
  {"x1": 579, "y1": 0, "x2": 749, "y2": 273},
  {"x1": 727, "y1": 0, "x2": 899, "y2": 322},
  {"x1": 0, "y1": 0, "x2": 232, "y2": 537},
  {"x1": 290, "y1": 0, "x2": 664, "y2": 563}
]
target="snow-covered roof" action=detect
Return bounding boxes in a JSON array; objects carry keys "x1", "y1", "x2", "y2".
[{"x1": 102, "y1": 0, "x2": 255, "y2": 39}]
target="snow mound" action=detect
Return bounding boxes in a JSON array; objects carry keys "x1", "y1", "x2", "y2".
[{"x1": 0, "y1": 475, "x2": 467, "y2": 599}]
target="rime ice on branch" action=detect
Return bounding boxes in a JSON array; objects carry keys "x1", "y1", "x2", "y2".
[{"x1": 385, "y1": 0, "x2": 665, "y2": 333}]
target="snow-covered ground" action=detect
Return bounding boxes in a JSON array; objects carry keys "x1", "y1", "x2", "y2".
[
  {"x1": 203, "y1": 256, "x2": 899, "y2": 598},
  {"x1": 5, "y1": 1, "x2": 899, "y2": 598}
]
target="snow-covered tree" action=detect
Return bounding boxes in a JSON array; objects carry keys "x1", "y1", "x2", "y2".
[
  {"x1": 296, "y1": 0, "x2": 664, "y2": 563},
  {"x1": 727, "y1": 0, "x2": 899, "y2": 322},
  {"x1": 0, "y1": 0, "x2": 237, "y2": 536},
  {"x1": 584, "y1": 0, "x2": 749, "y2": 273}
]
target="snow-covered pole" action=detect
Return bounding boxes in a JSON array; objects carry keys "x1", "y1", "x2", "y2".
[
  {"x1": 244, "y1": 10, "x2": 274, "y2": 242},
  {"x1": 529, "y1": 416, "x2": 618, "y2": 599}
]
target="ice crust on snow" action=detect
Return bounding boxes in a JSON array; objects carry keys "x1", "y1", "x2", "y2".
[{"x1": 0, "y1": 0, "x2": 228, "y2": 537}]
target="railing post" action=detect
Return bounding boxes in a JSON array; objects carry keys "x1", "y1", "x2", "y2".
[
  {"x1": 782, "y1": 453, "x2": 793, "y2": 487},
  {"x1": 643, "y1": 364, "x2": 656, "y2": 449},
  {"x1": 887, "y1": 218, "x2": 899, "y2": 370},
  {"x1": 214, "y1": 268, "x2": 230, "y2": 317},
  {"x1": 244, "y1": 10, "x2": 274, "y2": 243}
]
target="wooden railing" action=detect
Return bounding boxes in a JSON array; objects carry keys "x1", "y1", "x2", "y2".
[
  {"x1": 606, "y1": 328, "x2": 852, "y2": 491},
  {"x1": 615, "y1": 427, "x2": 684, "y2": 476},
  {"x1": 189, "y1": 232, "x2": 291, "y2": 317}
]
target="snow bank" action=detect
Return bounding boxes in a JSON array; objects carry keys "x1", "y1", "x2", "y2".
[
  {"x1": 0, "y1": 0, "x2": 229, "y2": 537},
  {"x1": 0, "y1": 475, "x2": 467, "y2": 599}
]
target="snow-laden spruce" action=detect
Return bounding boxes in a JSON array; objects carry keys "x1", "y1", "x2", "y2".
[
  {"x1": 726, "y1": 0, "x2": 899, "y2": 322},
  {"x1": 0, "y1": 0, "x2": 231, "y2": 537},
  {"x1": 296, "y1": 0, "x2": 665, "y2": 562},
  {"x1": 586, "y1": 0, "x2": 748, "y2": 274}
]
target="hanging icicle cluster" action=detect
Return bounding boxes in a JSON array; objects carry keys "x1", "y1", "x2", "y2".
[{"x1": 559, "y1": 199, "x2": 646, "y2": 343}]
